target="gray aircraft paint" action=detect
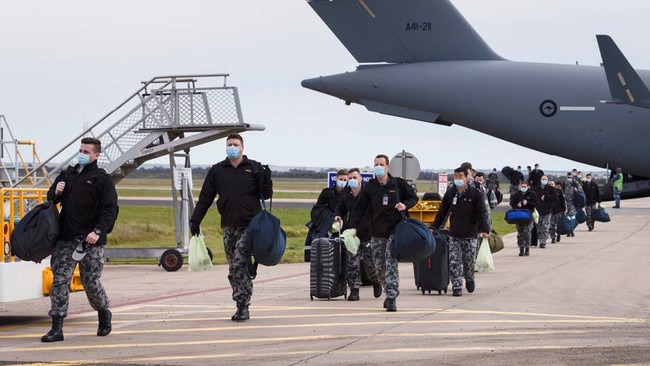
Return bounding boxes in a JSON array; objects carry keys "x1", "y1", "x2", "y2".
[{"x1": 302, "y1": 0, "x2": 650, "y2": 177}]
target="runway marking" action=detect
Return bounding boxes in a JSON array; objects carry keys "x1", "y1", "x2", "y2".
[
  {"x1": 3, "y1": 315, "x2": 643, "y2": 340},
  {"x1": 37, "y1": 343, "x2": 650, "y2": 365},
  {"x1": 3, "y1": 329, "x2": 601, "y2": 351}
]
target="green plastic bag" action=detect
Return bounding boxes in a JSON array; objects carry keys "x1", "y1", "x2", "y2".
[
  {"x1": 189, "y1": 235, "x2": 213, "y2": 272},
  {"x1": 341, "y1": 229, "x2": 360, "y2": 255},
  {"x1": 474, "y1": 238, "x2": 495, "y2": 272}
]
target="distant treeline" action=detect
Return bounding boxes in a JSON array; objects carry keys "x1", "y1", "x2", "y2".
[{"x1": 91, "y1": 166, "x2": 609, "y2": 182}]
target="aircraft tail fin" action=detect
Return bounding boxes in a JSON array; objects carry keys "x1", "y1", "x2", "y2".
[
  {"x1": 597, "y1": 34, "x2": 650, "y2": 108},
  {"x1": 306, "y1": 0, "x2": 503, "y2": 63}
]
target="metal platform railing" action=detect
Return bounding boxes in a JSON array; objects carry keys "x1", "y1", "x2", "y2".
[{"x1": 17, "y1": 74, "x2": 264, "y2": 187}]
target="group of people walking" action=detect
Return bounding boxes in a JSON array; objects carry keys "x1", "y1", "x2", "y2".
[
  {"x1": 40, "y1": 135, "x2": 623, "y2": 341},
  {"x1": 508, "y1": 165, "x2": 614, "y2": 257}
]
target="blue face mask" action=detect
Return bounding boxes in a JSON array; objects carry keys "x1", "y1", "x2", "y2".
[
  {"x1": 453, "y1": 179, "x2": 465, "y2": 187},
  {"x1": 520, "y1": 187, "x2": 528, "y2": 193},
  {"x1": 348, "y1": 179, "x2": 359, "y2": 189},
  {"x1": 336, "y1": 180, "x2": 347, "y2": 189},
  {"x1": 226, "y1": 146, "x2": 240, "y2": 159},
  {"x1": 373, "y1": 166, "x2": 386, "y2": 178},
  {"x1": 77, "y1": 153, "x2": 91, "y2": 166},
  {"x1": 541, "y1": 180, "x2": 548, "y2": 186}
]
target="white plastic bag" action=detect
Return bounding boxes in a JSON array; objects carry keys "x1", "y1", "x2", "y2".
[
  {"x1": 474, "y1": 238, "x2": 495, "y2": 272},
  {"x1": 189, "y1": 235, "x2": 213, "y2": 272},
  {"x1": 532, "y1": 208, "x2": 540, "y2": 224}
]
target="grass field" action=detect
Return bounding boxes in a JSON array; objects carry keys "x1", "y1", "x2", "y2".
[{"x1": 109, "y1": 176, "x2": 515, "y2": 265}]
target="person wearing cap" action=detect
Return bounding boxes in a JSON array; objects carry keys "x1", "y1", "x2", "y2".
[{"x1": 42, "y1": 137, "x2": 118, "y2": 342}]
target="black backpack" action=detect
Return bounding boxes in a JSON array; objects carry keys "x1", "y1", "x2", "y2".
[{"x1": 10, "y1": 201, "x2": 60, "y2": 263}]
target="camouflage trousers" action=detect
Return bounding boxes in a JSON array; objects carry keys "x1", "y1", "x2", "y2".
[
  {"x1": 549, "y1": 213, "x2": 561, "y2": 241},
  {"x1": 368, "y1": 236, "x2": 399, "y2": 299},
  {"x1": 516, "y1": 221, "x2": 534, "y2": 249},
  {"x1": 448, "y1": 237, "x2": 478, "y2": 291},
  {"x1": 346, "y1": 240, "x2": 378, "y2": 289},
  {"x1": 537, "y1": 213, "x2": 552, "y2": 245},
  {"x1": 49, "y1": 239, "x2": 109, "y2": 318},
  {"x1": 585, "y1": 204, "x2": 597, "y2": 230},
  {"x1": 223, "y1": 226, "x2": 253, "y2": 305}
]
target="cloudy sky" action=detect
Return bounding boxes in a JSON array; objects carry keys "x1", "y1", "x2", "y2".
[{"x1": 2, "y1": 1, "x2": 649, "y2": 174}]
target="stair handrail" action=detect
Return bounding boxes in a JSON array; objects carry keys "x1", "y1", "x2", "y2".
[{"x1": 13, "y1": 73, "x2": 230, "y2": 187}]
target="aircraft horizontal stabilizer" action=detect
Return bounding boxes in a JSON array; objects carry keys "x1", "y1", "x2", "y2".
[
  {"x1": 306, "y1": 0, "x2": 502, "y2": 63},
  {"x1": 597, "y1": 34, "x2": 650, "y2": 108},
  {"x1": 361, "y1": 100, "x2": 444, "y2": 124}
]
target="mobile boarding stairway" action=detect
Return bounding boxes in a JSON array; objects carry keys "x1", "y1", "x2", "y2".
[{"x1": 1, "y1": 74, "x2": 264, "y2": 301}]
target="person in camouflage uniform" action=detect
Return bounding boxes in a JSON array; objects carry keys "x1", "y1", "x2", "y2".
[
  {"x1": 334, "y1": 168, "x2": 381, "y2": 301},
  {"x1": 563, "y1": 172, "x2": 583, "y2": 237},
  {"x1": 510, "y1": 181, "x2": 539, "y2": 256},
  {"x1": 548, "y1": 181, "x2": 566, "y2": 244},
  {"x1": 532, "y1": 175, "x2": 558, "y2": 248},
  {"x1": 581, "y1": 173, "x2": 600, "y2": 232},
  {"x1": 431, "y1": 167, "x2": 490, "y2": 297},
  {"x1": 42, "y1": 137, "x2": 118, "y2": 343},
  {"x1": 349, "y1": 155, "x2": 418, "y2": 312},
  {"x1": 190, "y1": 133, "x2": 272, "y2": 322}
]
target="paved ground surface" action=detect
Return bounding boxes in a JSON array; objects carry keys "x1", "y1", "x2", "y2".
[{"x1": 1, "y1": 199, "x2": 649, "y2": 366}]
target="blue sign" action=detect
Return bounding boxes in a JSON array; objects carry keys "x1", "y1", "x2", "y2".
[{"x1": 327, "y1": 171, "x2": 374, "y2": 188}]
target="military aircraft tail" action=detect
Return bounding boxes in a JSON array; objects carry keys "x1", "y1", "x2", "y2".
[
  {"x1": 596, "y1": 34, "x2": 650, "y2": 109},
  {"x1": 306, "y1": 0, "x2": 503, "y2": 63}
]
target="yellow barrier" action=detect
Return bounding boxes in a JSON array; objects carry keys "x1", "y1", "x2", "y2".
[{"x1": 42, "y1": 264, "x2": 84, "y2": 295}]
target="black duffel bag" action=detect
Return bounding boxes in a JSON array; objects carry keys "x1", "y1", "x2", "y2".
[{"x1": 10, "y1": 201, "x2": 60, "y2": 263}]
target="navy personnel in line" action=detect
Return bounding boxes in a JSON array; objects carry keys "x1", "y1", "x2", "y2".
[
  {"x1": 189, "y1": 133, "x2": 273, "y2": 322},
  {"x1": 349, "y1": 154, "x2": 418, "y2": 312},
  {"x1": 334, "y1": 168, "x2": 382, "y2": 301},
  {"x1": 317, "y1": 169, "x2": 348, "y2": 212},
  {"x1": 42, "y1": 137, "x2": 118, "y2": 342},
  {"x1": 510, "y1": 181, "x2": 539, "y2": 256},
  {"x1": 563, "y1": 172, "x2": 583, "y2": 237},
  {"x1": 581, "y1": 173, "x2": 600, "y2": 232},
  {"x1": 532, "y1": 175, "x2": 558, "y2": 248},
  {"x1": 527, "y1": 163, "x2": 545, "y2": 188},
  {"x1": 431, "y1": 167, "x2": 490, "y2": 297},
  {"x1": 548, "y1": 181, "x2": 566, "y2": 244}
]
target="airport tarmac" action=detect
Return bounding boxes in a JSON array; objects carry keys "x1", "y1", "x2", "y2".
[{"x1": 1, "y1": 199, "x2": 649, "y2": 365}]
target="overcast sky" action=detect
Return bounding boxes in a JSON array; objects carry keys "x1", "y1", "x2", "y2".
[{"x1": 2, "y1": 1, "x2": 649, "y2": 174}]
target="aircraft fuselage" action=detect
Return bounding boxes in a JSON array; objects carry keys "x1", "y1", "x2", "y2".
[{"x1": 302, "y1": 61, "x2": 650, "y2": 175}]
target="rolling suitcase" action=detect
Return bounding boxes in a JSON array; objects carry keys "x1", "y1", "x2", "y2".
[
  {"x1": 310, "y1": 237, "x2": 347, "y2": 300},
  {"x1": 413, "y1": 231, "x2": 449, "y2": 295}
]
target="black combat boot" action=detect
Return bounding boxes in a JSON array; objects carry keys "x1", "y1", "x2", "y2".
[
  {"x1": 385, "y1": 298, "x2": 397, "y2": 312},
  {"x1": 348, "y1": 288, "x2": 360, "y2": 301},
  {"x1": 231, "y1": 302, "x2": 250, "y2": 322},
  {"x1": 372, "y1": 283, "x2": 382, "y2": 298},
  {"x1": 41, "y1": 316, "x2": 64, "y2": 342},
  {"x1": 519, "y1": 248, "x2": 525, "y2": 256},
  {"x1": 97, "y1": 309, "x2": 112, "y2": 336}
]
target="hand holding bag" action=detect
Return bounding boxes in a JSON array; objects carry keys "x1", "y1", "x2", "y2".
[
  {"x1": 504, "y1": 208, "x2": 532, "y2": 225},
  {"x1": 189, "y1": 235, "x2": 213, "y2": 272},
  {"x1": 487, "y1": 230, "x2": 504, "y2": 253}
]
